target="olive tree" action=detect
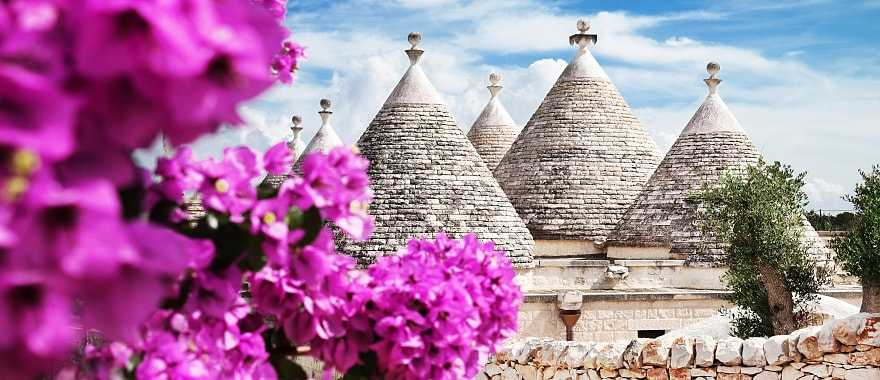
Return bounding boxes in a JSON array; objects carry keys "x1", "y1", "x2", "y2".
[
  {"x1": 693, "y1": 160, "x2": 830, "y2": 336},
  {"x1": 835, "y1": 166, "x2": 880, "y2": 312}
]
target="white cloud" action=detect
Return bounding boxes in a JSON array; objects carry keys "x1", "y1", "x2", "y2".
[
  {"x1": 395, "y1": 0, "x2": 458, "y2": 9},
  {"x1": 804, "y1": 177, "x2": 847, "y2": 210},
  {"x1": 168, "y1": 1, "x2": 875, "y2": 211}
]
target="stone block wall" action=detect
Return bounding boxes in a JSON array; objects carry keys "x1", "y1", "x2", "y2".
[{"x1": 480, "y1": 313, "x2": 880, "y2": 380}]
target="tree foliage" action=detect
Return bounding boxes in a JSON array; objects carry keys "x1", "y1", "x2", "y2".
[
  {"x1": 806, "y1": 210, "x2": 856, "y2": 231},
  {"x1": 834, "y1": 166, "x2": 880, "y2": 312},
  {"x1": 693, "y1": 160, "x2": 830, "y2": 337}
]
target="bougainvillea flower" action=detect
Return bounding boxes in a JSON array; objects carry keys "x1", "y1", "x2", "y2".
[
  {"x1": 73, "y1": 0, "x2": 212, "y2": 78},
  {"x1": 0, "y1": 272, "x2": 74, "y2": 379},
  {"x1": 262, "y1": 141, "x2": 293, "y2": 175},
  {"x1": 185, "y1": 267, "x2": 242, "y2": 319},
  {"x1": 252, "y1": 0, "x2": 288, "y2": 21},
  {"x1": 154, "y1": 146, "x2": 204, "y2": 203},
  {"x1": 360, "y1": 233, "x2": 521, "y2": 380},
  {"x1": 0, "y1": 65, "x2": 76, "y2": 161},
  {"x1": 163, "y1": 0, "x2": 283, "y2": 133},
  {"x1": 271, "y1": 40, "x2": 305, "y2": 84},
  {"x1": 9, "y1": 180, "x2": 137, "y2": 278},
  {"x1": 249, "y1": 198, "x2": 289, "y2": 239},
  {"x1": 284, "y1": 147, "x2": 373, "y2": 240},
  {"x1": 196, "y1": 149, "x2": 260, "y2": 222}
]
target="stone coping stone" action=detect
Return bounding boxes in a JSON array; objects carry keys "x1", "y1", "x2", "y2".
[
  {"x1": 611, "y1": 259, "x2": 687, "y2": 267},
  {"x1": 522, "y1": 287, "x2": 864, "y2": 303},
  {"x1": 523, "y1": 289, "x2": 730, "y2": 303},
  {"x1": 533, "y1": 259, "x2": 612, "y2": 267}
]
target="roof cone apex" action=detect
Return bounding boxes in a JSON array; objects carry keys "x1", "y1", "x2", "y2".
[
  {"x1": 682, "y1": 63, "x2": 743, "y2": 135},
  {"x1": 561, "y1": 20, "x2": 608, "y2": 81},
  {"x1": 473, "y1": 73, "x2": 515, "y2": 128},
  {"x1": 467, "y1": 72, "x2": 518, "y2": 170},
  {"x1": 289, "y1": 114, "x2": 306, "y2": 160},
  {"x1": 384, "y1": 33, "x2": 444, "y2": 106},
  {"x1": 301, "y1": 99, "x2": 343, "y2": 156}
]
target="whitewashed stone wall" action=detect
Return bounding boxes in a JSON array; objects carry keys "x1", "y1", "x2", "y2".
[
  {"x1": 481, "y1": 313, "x2": 880, "y2": 380},
  {"x1": 517, "y1": 297, "x2": 727, "y2": 342}
]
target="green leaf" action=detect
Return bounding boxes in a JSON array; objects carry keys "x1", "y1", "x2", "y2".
[
  {"x1": 270, "y1": 353, "x2": 309, "y2": 380},
  {"x1": 299, "y1": 207, "x2": 323, "y2": 246},
  {"x1": 341, "y1": 351, "x2": 380, "y2": 380},
  {"x1": 118, "y1": 183, "x2": 145, "y2": 220}
]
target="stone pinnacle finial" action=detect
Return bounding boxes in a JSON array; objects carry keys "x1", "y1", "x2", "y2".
[
  {"x1": 290, "y1": 114, "x2": 303, "y2": 131},
  {"x1": 289, "y1": 114, "x2": 304, "y2": 146},
  {"x1": 577, "y1": 19, "x2": 590, "y2": 33},
  {"x1": 707, "y1": 62, "x2": 720, "y2": 78},
  {"x1": 489, "y1": 72, "x2": 502, "y2": 86},
  {"x1": 488, "y1": 72, "x2": 503, "y2": 98},
  {"x1": 405, "y1": 32, "x2": 424, "y2": 66},
  {"x1": 408, "y1": 32, "x2": 422, "y2": 49},
  {"x1": 569, "y1": 19, "x2": 598, "y2": 49},
  {"x1": 318, "y1": 99, "x2": 332, "y2": 125},
  {"x1": 704, "y1": 62, "x2": 722, "y2": 94}
]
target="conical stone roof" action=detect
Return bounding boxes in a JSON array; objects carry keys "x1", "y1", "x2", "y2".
[
  {"x1": 339, "y1": 33, "x2": 534, "y2": 266},
  {"x1": 293, "y1": 99, "x2": 343, "y2": 173},
  {"x1": 262, "y1": 114, "x2": 306, "y2": 189},
  {"x1": 493, "y1": 20, "x2": 662, "y2": 244},
  {"x1": 467, "y1": 72, "x2": 518, "y2": 170},
  {"x1": 607, "y1": 63, "x2": 832, "y2": 264},
  {"x1": 289, "y1": 115, "x2": 307, "y2": 161}
]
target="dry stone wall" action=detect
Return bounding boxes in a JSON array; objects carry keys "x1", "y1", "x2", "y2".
[{"x1": 480, "y1": 313, "x2": 880, "y2": 380}]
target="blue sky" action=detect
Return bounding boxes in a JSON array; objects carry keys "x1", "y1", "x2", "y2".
[{"x1": 139, "y1": 0, "x2": 880, "y2": 210}]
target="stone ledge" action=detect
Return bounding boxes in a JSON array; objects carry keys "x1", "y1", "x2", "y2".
[
  {"x1": 611, "y1": 259, "x2": 687, "y2": 267},
  {"x1": 523, "y1": 289, "x2": 730, "y2": 303},
  {"x1": 534, "y1": 258, "x2": 611, "y2": 267},
  {"x1": 522, "y1": 287, "x2": 863, "y2": 303}
]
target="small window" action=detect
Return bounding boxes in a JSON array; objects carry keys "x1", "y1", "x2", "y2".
[{"x1": 638, "y1": 330, "x2": 665, "y2": 339}]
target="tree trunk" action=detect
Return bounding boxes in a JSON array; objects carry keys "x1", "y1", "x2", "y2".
[
  {"x1": 757, "y1": 264, "x2": 798, "y2": 335},
  {"x1": 862, "y1": 278, "x2": 880, "y2": 313}
]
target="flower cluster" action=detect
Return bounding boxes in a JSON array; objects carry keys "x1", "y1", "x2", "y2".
[
  {"x1": 146, "y1": 146, "x2": 373, "y2": 378},
  {"x1": 272, "y1": 40, "x2": 307, "y2": 84},
  {"x1": 0, "y1": 199, "x2": 209, "y2": 378},
  {"x1": 248, "y1": 231, "x2": 521, "y2": 380},
  {"x1": 2, "y1": 1, "x2": 521, "y2": 379},
  {"x1": 59, "y1": 299, "x2": 274, "y2": 380},
  {"x1": 289, "y1": 147, "x2": 374, "y2": 240},
  {"x1": 362, "y1": 234, "x2": 521, "y2": 379},
  {"x1": 248, "y1": 231, "x2": 371, "y2": 373},
  {"x1": 153, "y1": 144, "x2": 373, "y2": 258},
  {"x1": 0, "y1": 0, "x2": 300, "y2": 378},
  {"x1": 135, "y1": 300, "x2": 275, "y2": 379},
  {"x1": 55, "y1": 339, "x2": 134, "y2": 380}
]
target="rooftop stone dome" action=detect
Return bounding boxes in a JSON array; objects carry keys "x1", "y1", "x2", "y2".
[
  {"x1": 262, "y1": 114, "x2": 306, "y2": 189},
  {"x1": 338, "y1": 32, "x2": 535, "y2": 266},
  {"x1": 292, "y1": 98, "x2": 343, "y2": 173},
  {"x1": 467, "y1": 72, "x2": 519, "y2": 170},
  {"x1": 493, "y1": 20, "x2": 663, "y2": 245},
  {"x1": 607, "y1": 62, "x2": 832, "y2": 264}
]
